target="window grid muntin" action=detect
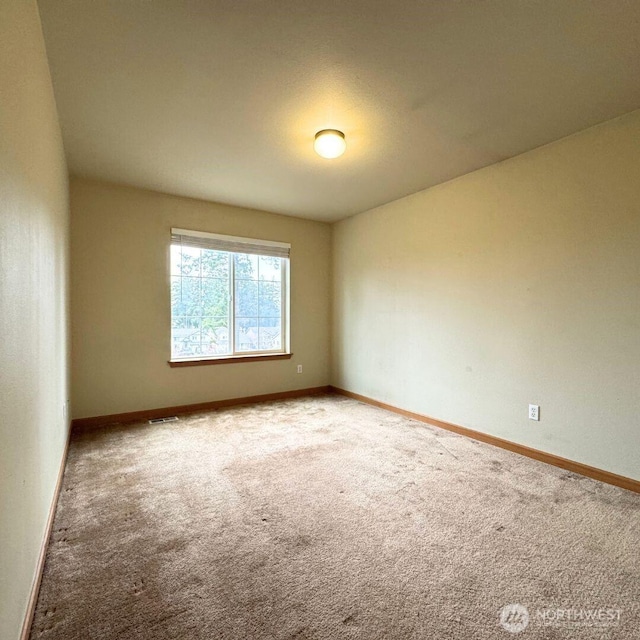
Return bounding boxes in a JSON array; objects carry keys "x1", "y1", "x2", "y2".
[{"x1": 171, "y1": 243, "x2": 287, "y2": 360}]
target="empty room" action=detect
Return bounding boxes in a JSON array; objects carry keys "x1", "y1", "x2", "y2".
[{"x1": 2, "y1": 1, "x2": 640, "y2": 638}]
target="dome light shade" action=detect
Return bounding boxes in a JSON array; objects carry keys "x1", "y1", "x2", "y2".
[{"x1": 314, "y1": 129, "x2": 346, "y2": 159}]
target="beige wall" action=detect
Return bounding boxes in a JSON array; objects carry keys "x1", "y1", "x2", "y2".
[
  {"x1": 0, "y1": 2, "x2": 70, "y2": 639},
  {"x1": 333, "y1": 109, "x2": 640, "y2": 480},
  {"x1": 70, "y1": 178, "x2": 331, "y2": 419}
]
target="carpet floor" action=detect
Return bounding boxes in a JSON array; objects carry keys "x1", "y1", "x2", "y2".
[{"x1": 31, "y1": 395, "x2": 639, "y2": 639}]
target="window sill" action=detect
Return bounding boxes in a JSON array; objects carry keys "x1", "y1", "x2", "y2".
[{"x1": 168, "y1": 353, "x2": 292, "y2": 367}]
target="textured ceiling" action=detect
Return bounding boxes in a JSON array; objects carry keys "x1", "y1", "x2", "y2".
[{"x1": 38, "y1": 0, "x2": 640, "y2": 222}]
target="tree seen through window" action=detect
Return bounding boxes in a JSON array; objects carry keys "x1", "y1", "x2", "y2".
[{"x1": 170, "y1": 245, "x2": 285, "y2": 358}]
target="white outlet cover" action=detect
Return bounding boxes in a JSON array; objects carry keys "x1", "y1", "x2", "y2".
[
  {"x1": 297, "y1": 365, "x2": 303, "y2": 373},
  {"x1": 529, "y1": 404, "x2": 540, "y2": 421}
]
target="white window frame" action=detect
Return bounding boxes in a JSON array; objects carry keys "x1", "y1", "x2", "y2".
[{"x1": 169, "y1": 229, "x2": 291, "y2": 363}]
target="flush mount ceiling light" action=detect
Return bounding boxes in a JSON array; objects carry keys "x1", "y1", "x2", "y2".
[{"x1": 314, "y1": 129, "x2": 346, "y2": 159}]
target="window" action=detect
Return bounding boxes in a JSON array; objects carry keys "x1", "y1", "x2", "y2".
[{"x1": 170, "y1": 228, "x2": 290, "y2": 362}]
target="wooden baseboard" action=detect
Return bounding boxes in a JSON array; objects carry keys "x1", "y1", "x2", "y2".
[
  {"x1": 71, "y1": 386, "x2": 331, "y2": 431},
  {"x1": 20, "y1": 426, "x2": 71, "y2": 640},
  {"x1": 329, "y1": 386, "x2": 640, "y2": 494}
]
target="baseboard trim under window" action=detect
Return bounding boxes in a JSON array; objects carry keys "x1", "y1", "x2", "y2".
[{"x1": 71, "y1": 385, "x2": 330, "y2": 431}]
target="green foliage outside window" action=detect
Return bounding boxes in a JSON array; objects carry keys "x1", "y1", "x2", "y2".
[{"x1": 171, "y1": 246, "x2": 283, "y2": 357}]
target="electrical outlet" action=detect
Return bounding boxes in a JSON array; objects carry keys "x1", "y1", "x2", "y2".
[
  {"x1": 297, "y1": 365, "x2": 303, "y2": 374},
  {"x1": 529, "y1": 404, "x2": 540, "y2": 421}
]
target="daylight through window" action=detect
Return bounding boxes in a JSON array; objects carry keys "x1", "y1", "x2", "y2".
[{"x1": 170, "y1": 229, "x2": 290, "y2": 360}]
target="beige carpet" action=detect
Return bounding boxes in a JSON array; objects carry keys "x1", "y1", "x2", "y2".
[{"x1": 31, "y1": 395, "x2": 639, "y2": 639}]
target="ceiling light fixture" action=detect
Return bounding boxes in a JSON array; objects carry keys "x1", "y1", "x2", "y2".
[{"x1": 314, "y1": 129, "x2": 346, "y2": 159}]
